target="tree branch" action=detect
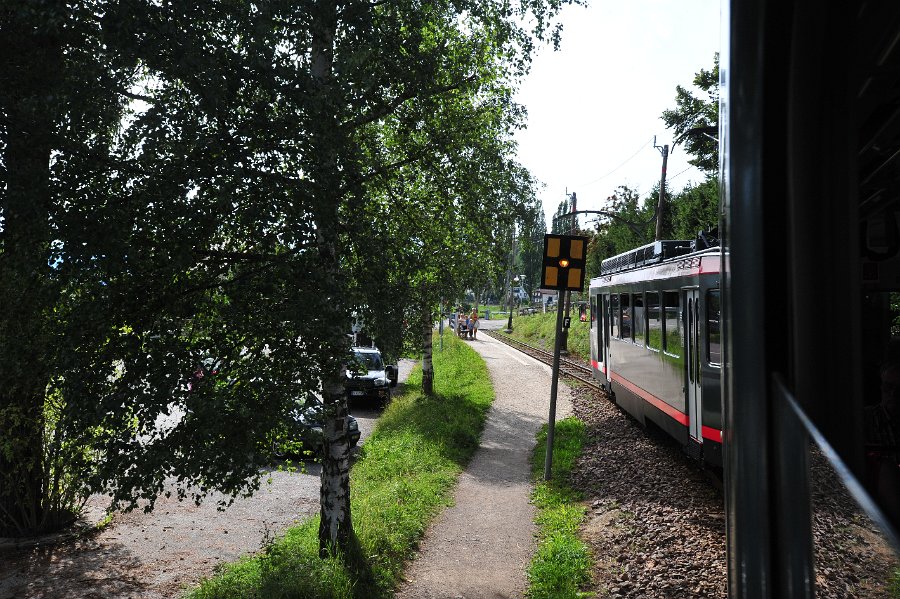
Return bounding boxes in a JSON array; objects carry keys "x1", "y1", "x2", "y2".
[{"x1": 340, "y1": 75, "x2": 478, "y2": 132}]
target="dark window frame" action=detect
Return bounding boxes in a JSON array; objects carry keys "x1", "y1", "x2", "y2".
[
  {"x1": 662, "y1": 290, "x2": 683, "y2": 358},
  {"x1": 707, "y1": 289, "x2": 722, "y2": 366},
  {"x1": 646, "y1": 290, "x2": 662, "y2": 352}
]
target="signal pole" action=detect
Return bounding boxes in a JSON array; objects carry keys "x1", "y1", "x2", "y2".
[
  {"x1": 560, "y1": 192, "x2": 576, "y2": 355},
  {"x1": 654, "y1": 137, "x2": 669, "y2": 241}
]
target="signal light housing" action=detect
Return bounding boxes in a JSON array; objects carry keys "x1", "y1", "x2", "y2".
[{"x1": 541, "y1": 234, "x2": 589, "y2": 292}]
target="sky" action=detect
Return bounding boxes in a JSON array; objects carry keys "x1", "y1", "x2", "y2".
[{"x1": 514, "y1": 0, "x2": 722, "y2": 230}]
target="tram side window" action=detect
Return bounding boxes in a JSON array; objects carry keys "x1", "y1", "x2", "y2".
[
  {"x1": 633, "y1": 293, "x2": 645, "y2": 345},
  {"x1": 620, "y1": 293, "x2": 632, "y2": 340},
  {"x1": 707, "y1": 289, "x2": 721, "y2": 365},
  {"x1": 610, "y1": 293, "x2": 620, "y2": 338},
  {"x1": 646, "y1": 291, "x2": 661, "y2": 351},
  {"x1": 663, "y1": 290, "x2": 682, "y2": 358}
]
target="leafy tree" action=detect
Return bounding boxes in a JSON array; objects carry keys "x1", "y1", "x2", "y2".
[
  {"x1": 519, "y1": 198, "x2": 546, "y2": 296},
  {"x1": 668, "y1": 177, "x2": 719, "y2": 240},
  {"x1": 584, "y1": 186, "x2": 655, "y2": 277},
  {"x1": 0, "y1": 0, "x2": 574, "y2": 565},
  {"x1": 661, "y1": 54, "x2": 720, "y2": 174}
]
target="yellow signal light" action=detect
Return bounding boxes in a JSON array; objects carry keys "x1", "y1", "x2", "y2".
[{"x1": 559, "y1": 258, "x2": 570, "y2": 268}]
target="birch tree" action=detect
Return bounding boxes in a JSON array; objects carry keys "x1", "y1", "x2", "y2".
[{"x1": 0, "y1": 0, "x2": 576, "y2": 559}]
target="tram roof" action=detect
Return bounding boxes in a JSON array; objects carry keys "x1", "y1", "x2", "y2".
[{"x1": 599, "y1": 240, "x2": 697, "y2": 275}]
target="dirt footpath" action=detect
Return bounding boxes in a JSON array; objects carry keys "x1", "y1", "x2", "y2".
[
  {"x1": 396, "y1": 325, "x2": 573, "y2": 599},
  {"x1": 0, "y1": 359, "x2": 415, "y2": 599}
]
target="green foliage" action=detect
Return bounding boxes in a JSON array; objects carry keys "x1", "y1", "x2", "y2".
[
  {"x1": 0, "y1": 0, "x2": 578, "y2": 536},
  {"x1": 669, "y1": 177, "x2": 720, "y2": 240},
  {"x1": 502, "y1": 311, "x2": 591, "y2": 363},
  {"x1": 662, "y1": 54, "x2": 720, "y2": 174},
  {"x1": 189, "y1": 332, "x2": 494, "y2": 598},
  {"x1": 519, "y1": 199, "x2": 547, "y2": 296},
  {"x1": 527, "y1": 417, "x2": 592, "y2": 599}
]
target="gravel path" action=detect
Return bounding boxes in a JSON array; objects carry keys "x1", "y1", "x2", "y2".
[
  {"x1": 396, "y1": 323, "x2": 573, "y2": 599},
  {"x1": 0, "y1": 359, "x2": 416, "y2": 599}
]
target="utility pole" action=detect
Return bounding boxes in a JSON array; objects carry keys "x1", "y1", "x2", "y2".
[
  {"x1": 654, "y1": 137, "x2": 669, "y2": 241},
  {"x1": 560, "y1": 192, "x2": 576, "y2": 355},
  {"x1": 504, "y1": 230, "x2": 516, "y2": 333}
]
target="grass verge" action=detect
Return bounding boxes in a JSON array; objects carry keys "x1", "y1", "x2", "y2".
[
  {"x1": 502, "y1": 311, "x2": 591, "y2": 362},
  {"x1": 527, "y1": 416, "x2": 593, "y2": 599},
  {"x1": 188, "y1": 332, "x2": 493, "y2": 599}
]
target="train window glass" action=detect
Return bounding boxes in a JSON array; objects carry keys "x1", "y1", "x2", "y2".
[
  {"x1": 594, "y1": 296, "x2": 604, "y2": 356},
  {"x1": 610, "y1": 293, "x2": 620, "y2": 338},
  {"x1": 663, "y1": 291, "x2": 682, "y2": 358},
  {"x1": 647, "y1": 292, "x2": 661, "y2": 351},
  {"x1": 633, "y1": 293, "x2": 645, "y2": 345},
  {"x1": 620, "y1": 293, "x2": 632, "y2": 340},
  {"x1": 707, "y1": 290, "x2": 721, "y2": 365}
]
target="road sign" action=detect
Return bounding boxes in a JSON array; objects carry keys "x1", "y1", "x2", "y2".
[
  {"x1": 563, "y1": 316, "x2": 571, "y2": 329},
  {"x1": 541, "y1": 234, "x2": 589, "y2": 292}
]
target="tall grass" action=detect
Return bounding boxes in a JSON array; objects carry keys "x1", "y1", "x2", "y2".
[
  {"x1": 527, "y1": 417, "x2": 592, "y2": 599},
  {"x1": 189, "y1": 333, "x2": 494, "y2": 598},
  {"x1": 503, "y1": 311, "x2": 591, "y2": 362}
]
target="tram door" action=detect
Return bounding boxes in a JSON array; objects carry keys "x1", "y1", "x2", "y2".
[
  {"x1": 602, "y1": 294, "x2": 611, "y2": 381},
  {"x1": 685, "y1": 289, "x2": 702, "y2": 443}
]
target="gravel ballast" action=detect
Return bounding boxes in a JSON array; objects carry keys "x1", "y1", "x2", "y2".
[{"x1": 568, "y1": 381, "x2": 898, "y2": 598}]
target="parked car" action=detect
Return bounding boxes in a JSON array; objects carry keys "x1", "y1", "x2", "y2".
[
  {"x1": 345, "y1": 346, "x2": 398, "y2": 404},
  {"x1": 272, "y1": 394, "x2": 361, "y2": 458}
]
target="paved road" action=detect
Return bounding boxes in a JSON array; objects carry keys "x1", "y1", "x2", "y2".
[{"x1": 396, "y1": 327, "x2": 573, "y2": 599}]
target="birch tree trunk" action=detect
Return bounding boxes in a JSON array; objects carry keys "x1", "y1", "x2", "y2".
[
  {"x1": 310, "y1": 0, "x2": 355, "y2": 556},
  {"x1": 318, "y1": 364, "x2": 353, "y2": 556},
  {"x1": 421, "y1": 308, "x2": 434, "y2": 395}
]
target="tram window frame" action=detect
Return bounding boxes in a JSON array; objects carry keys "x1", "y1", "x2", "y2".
[
  {"x1": 646, "y1": 291, "x2": 662, "y2": 351},
  {"x1": 662, "y1": 290, "x2": 683, "y2": 358},
  {"x1": 707, "y1": 289, "x2": 721, "y2": 366},
  {"x1": 620, "y1": 293, "x2": 632, "y2": 340},
  {"x1": 632, "y1": 293, "x2": 645, "y2": 346},
  {"x1": 593, "y1": 295, "x2": 604, "y2": 357},
  {"x1": 610, "y1": 293, "x2": 620, "y2": 338}
]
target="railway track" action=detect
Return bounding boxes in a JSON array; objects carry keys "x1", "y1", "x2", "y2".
[{"x1": 483, "y1": 330, "x2": 600, "y2": 389}]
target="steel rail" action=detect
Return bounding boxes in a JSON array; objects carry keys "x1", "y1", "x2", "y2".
[{"x1": 483, "y1": 330, "x2": 599, "y2": 389}]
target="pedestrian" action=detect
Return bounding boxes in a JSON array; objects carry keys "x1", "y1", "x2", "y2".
[
  {"x1": 470, "y1": 310, "x2": 479, "y2": 339},
  {"x1": 464, "y1": 312, "x2": 471, "y2": 338}
]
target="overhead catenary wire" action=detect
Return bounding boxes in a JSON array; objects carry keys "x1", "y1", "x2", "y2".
[
  {"x1": 576, "y1": 137, "x2": 654, "y2": 189},
  {"x1": 668, "y1": 164, "x2": 700, "y2": 181}
]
